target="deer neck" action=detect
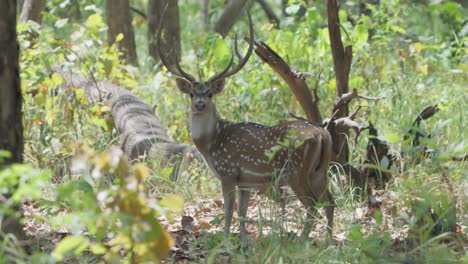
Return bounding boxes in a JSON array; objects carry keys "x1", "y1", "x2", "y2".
[{"x1": 190, "y1": 106, "x2": 221, "y2": 153}]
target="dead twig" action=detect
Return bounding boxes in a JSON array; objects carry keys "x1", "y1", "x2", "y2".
[{"x1": 333, "y1": 88, "x2": 383, "y2": 111}]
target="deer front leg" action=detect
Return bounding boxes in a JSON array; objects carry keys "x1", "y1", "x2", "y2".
[
  {"x1": 221, "y1": 182, "x2": 235, "y2": 242},
  {"x1": 238, "y1": 188, "x2": 251, "y2": 243}
]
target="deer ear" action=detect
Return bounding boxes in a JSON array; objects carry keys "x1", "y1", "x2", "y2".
[
  {"x1": 176, "y1": 78, "x2": 192, "y2": 94},
  {"x1": 211, "y1": 79, "x2": 225, "y2": 94}
]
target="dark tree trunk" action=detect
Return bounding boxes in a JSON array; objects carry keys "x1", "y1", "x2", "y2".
[
  {"x1": 19, "y1": 0, "x2": 45, "y2": 24},
  {"x1": 215, "y1": 0, "x2": 248, "y2": 38},
  {"x1": 0, "y1": 0, "x2": 23, "y2": 165},
  {"x1": 327, "y1": 0, "x2": 352, "y2": 165},
  {"x1": 106, "y1": 0, "x2": 138, "y2": 65},
  {"x1": 0, "y1": 0, "x2": 28, "y2": 242},
  {"x1": 147, "y1": 0, "x2": 181, "y2": 65}
]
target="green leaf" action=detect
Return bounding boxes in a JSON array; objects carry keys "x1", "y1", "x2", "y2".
[
  {"x1": 355, "y1": 24, "x2": 369, "y2": 44},
  {"x1": 115, "y1": 33, "x2": 124, "y2": 43},
  {"x1": 86, "y1": 14, "x2": 105, "y2": 33},
  {"x1": 89, "y1": 243, "x2": 106, "y2": 255},
  {"x1": 212, "y1": 38, "x2": 230, "y2": 62},
  {"x1": 374, "y1": 210, "x2": 383, "y2": 225},
  {"x1": 91, "y1": 117, "x2": 110, "y2": 131},
  {"x1": 55, "y1": 18, "x2": 69, "y2": 29},
  {"x1": 383, "y1": 133, "x2": 400, "y2": 144},
  {"x1": 285, "y1": 4, "x2": 301, "y2": 15},
  {"x1": 52, "y1": 235, "x2": 89, "y2": 261},
  {"x1": 50, "y1": 73, "x2": 64, "y2": 87},
  {"x1": 0, "y1": 150, "x2": 12, "y2": 162},
  {"x1": 159, "y1": 195, "x2": 184, "y2": 215},
  {"x1": 347, "y1": 224, "x2": 364, "y2": 241}
]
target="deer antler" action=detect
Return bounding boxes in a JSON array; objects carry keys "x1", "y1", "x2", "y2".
[
  {"x1": 207, "y1": 12, "x2": 255, "y2": 83},
  {"x1": 157, "y1": 9, "x2": 196, "y2": 82}
]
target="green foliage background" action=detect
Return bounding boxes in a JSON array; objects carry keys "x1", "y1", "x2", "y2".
[{"x1": 1, "y1": 0, "x2": 466, "y2": 263}]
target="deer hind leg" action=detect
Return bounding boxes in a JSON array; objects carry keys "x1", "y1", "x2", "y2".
[
  {"x1": 288, "y1": 181, "x2": 318, "y2": 239},
  {"x1": 324, "y1": 190, "x2": 334, "y2": 239},
  {"x1": 301, "y1": 197, "x2": 319, "y2": 239},
  {"x1": 291, "y1": 172, "x2": 334, "y2": 239},
  {"x1": 309, "y1": 175, "x2": 335, "y2": 240},
  {"x1": 296, "y1": 183, "x2": 334, "y2": 240}
]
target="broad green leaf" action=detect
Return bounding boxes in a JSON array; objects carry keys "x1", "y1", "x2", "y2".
[
  {"x1": 91, "y1": 117, "x2": 110, "y2": 131},
  {"x1": 55, "y1": 18, "x2": 69, "y2": 29},
  {"x1": 285, "y1": 4, "x2": 301, "y2": 15},
  {"x1": 89, "y1": 243, "x2": 106, "y2": 255},
  {"x1": 383, "y1": 133, "x2": 400, "y2": 144},
  {"x1": 212, "y1": 38, "x2": 230, "y2": 62},
  {"x1": 115, "y1": 33, "x2": 124, "y2": 43},
  {"x1": 86, "y1": 14, "x2": 105, "y2": 32},
  {"x1": 347, "y1": 224, "x2": 364, "y2": 241},
  {"x1": 159, "y1": 195, "x2": 184, "y2": 215},
  {"x1": 133, "y1": 163, "x2": 149, "y2": 183},
  {"x1": 50, "y1": 73, "x2": 64, "y2": 87},
  {"x1": 52, "y1": 235, "x2": 89, "y2": 261},
  {"x1": 0, "y1": 150, "x2": 12, "y2": 161}
]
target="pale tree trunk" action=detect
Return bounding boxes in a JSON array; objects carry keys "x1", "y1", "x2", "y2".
[
  {"x1": 215, "y1": 0, "x2": 248, "y2": 37},
  {"x1": 0, "y1": 0, "x2": 28, "y2": 242},
  {"x1": 202, "y1": 0, "x2": 210, "y2": 31},
  {"x1": 19, "y1": 0, "x2": 45, "y2": 43},
  {"x1": 106, "y1": 0, "x2": 138, "y2": 65},
  {"x1": 147, "y1": 0, "x2": 181, "y2": 65},
  {"x1": 18, "y1": 0, "x2": 24, "y2": 12},
  {"x1": 19, "y1": 0, "x2": 45, "y2": 24}
]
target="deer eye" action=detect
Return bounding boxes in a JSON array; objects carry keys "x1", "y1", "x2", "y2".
[
  {"x1": 189, "y1": 92, "x2": 194, "y2": 98},
  {"x1": 207, "y1": 92, "x2": 213, "y2": 98}
]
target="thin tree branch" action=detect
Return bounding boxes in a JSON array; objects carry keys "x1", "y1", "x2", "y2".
[
  {"x1": 256, "y1": 0, "x2": 280, "y2": 27},
  {"x1": 130, "y1": 6, "x2": 147, "y2": 19},
  {"x1": 333, "y1": 88, "x2": 383, "y2": 111}
]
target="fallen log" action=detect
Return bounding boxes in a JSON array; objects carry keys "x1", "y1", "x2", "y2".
[{"x1": 53, "y1": 67, "x2": 200, "y2": 163}]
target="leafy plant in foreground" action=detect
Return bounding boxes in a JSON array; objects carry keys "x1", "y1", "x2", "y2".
[
  {"x1": 50, "y1": 147, "x2": 183, "y2": 263},
  {"x1": 0, "y1": 151, "x2": 51, "y2": 262}
]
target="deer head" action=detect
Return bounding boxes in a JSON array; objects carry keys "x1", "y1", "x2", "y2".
[{"x1": 157, "y1": 13, "x2": 254, "y2": 116}]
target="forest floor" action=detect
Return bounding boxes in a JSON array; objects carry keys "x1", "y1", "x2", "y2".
[{"x1": 21, "y1": 183, "x2": 467, "y2": 262}]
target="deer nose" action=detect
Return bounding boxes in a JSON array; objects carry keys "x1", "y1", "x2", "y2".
[{"x1": 195, "y1": 101, "x2": 206, "y2": 111}]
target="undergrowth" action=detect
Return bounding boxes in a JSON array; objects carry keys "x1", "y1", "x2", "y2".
[{"x1": 0, "y1": 0, "x2": 466, "y2": 263}]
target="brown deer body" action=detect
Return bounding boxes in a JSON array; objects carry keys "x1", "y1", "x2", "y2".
[{"x1": 158, "y1": 14, "x2": 334, "y2": 242}]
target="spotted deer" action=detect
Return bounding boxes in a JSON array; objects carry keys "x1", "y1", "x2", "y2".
[{"x1": 158, "y1": 14, "x2": 334, "y2": 242}]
